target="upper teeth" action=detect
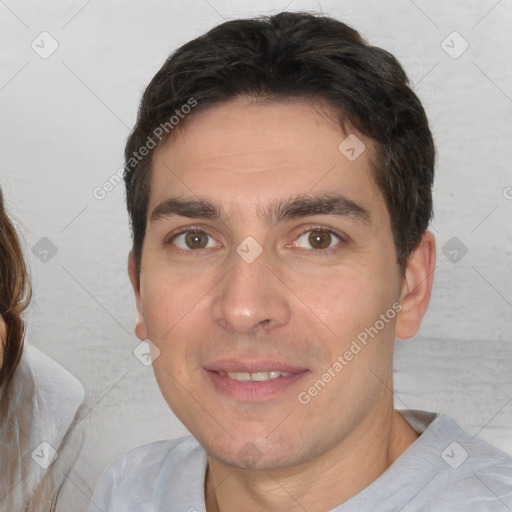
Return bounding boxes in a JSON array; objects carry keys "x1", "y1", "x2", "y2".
[{"x1": 218, "y1": 371, "x2": 293, "y2": 381}]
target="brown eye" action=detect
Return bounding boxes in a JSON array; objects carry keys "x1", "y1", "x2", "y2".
[
  {"x1": 184, "y1": 230, "x2": 209, "y2": 249},
  {"x1": 308, "y1": 230, "x2": 332, "y2": 249},
  {"x1": 294, "y1": 228, "x2": 342, "y2": 252},
  {"x1": 169, "y1": 229, "x2": 216, "y2": 251}
]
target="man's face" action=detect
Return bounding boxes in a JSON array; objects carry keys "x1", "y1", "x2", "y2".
[{"x1": 130, "y1": 98, "x2": 404, "y2": 470}]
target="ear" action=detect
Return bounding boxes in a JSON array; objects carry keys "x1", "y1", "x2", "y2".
[
  {"x1": 395, "y1": 230, "x2": 436, "y2": 340},
  {"x1": 128, "y1": 251, "x2": 148, "y2": 341}
]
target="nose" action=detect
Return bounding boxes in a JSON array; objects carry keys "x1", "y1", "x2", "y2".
[{"x1": 211, "y1": 245, "x2": 291, "y2": 335}]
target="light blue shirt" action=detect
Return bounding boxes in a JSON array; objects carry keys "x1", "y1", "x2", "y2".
[{"x1": 89, "y1": 410, "x2": 512, "y2": 511}]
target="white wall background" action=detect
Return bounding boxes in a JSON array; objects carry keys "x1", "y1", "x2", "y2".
[{"x1": 1, "y1": 0, "x2": 511, "y2": 509}]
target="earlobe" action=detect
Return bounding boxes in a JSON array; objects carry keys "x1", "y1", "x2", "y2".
[
  {"x1": 128, "y1": 251, "x2": 148, "y2": 341},
  {"x1": 395, "y1": 230, "x2": 436, "y2": 340}
]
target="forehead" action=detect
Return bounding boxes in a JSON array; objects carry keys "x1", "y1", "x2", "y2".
[{"x1": 149, "y1": 98, "x2": 386, "y2": 223}]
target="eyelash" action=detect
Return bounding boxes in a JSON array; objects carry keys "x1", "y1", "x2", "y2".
[
  {"x1": 293, "y1": 225, "x2": 346, "y2": 256},
  {"x1": 164, "y1": 224, "x2": 347, "y2": 256}
]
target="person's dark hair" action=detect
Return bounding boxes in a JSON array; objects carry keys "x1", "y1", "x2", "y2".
[
  {"x1": 124, "y1": 11, "x2": 435, "y2": 274},
  {"x1": 0, "y1": 186, "x2": 31, "y2": 400}
]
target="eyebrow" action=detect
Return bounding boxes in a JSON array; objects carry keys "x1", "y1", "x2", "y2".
[{"x1": 149, "y1": 193, "x2": 371, "y2": 227}]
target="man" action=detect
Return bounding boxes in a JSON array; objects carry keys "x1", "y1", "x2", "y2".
[{"x1": 89, "y1": 11, "x2": 512, "y2": 512}]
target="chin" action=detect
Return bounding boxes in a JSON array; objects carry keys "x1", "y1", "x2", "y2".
[{"x1": 205, "y1": 433, "x2": 308, "y2": 471}]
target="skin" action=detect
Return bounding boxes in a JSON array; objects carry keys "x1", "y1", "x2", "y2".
[
  {"x1": 0, "y1": 315, "x2": 5, "y2": 362},
  {"x1": 128, "y1": 97, "x2": 436, "y2": 511}
]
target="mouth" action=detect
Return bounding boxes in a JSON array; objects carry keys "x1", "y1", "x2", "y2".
[
  {"x1": 216, "y1": 370, "x2": 295, "y2": 381},
  {"x1": 203, "y1": 360, "x2": 309, "y2": 401}
]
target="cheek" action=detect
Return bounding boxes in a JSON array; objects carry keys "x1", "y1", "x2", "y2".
[
  {"x1": 0, "y1": 316, "x2": 6, "y2": 343},
  {"x1": 318, "y1": 271, "x2": 398, "y2": 358},
  {"x1": 313, "y1": 273, "x2": 376, "y2": 332},
  {"x1": 140, "y1": 268, "x2": 206, "y2": 341},
  {"x1": 140, "y1": 270, "x2": 207, "y2": 381}
]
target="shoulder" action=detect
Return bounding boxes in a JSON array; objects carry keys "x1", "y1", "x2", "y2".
[
  {"x1": 442, "y1": 436, "x2": 512, "y2": 508},
  {"x1": 102, "y1": 435, "x2": 202, "y2": 479},
  {"x1": 0, "y1": 344, "x2": 85, "y2": 510},
  {"x1": 19, "y1": 343, "x2": 85, "y2": 412},
  {"x1": 19, "y1": 344, "x2": 85, "y2": 450},
  {"x1": 419, "y1": 413, "x2": 512, "y2": 510},
  {"x1": 89, "y1": 436, "x2": 206, "y2": 512}
]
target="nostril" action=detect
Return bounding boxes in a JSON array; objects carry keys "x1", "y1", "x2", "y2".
[{"x1": 257, "y1": 319, "x2": 271, "y2": 332}]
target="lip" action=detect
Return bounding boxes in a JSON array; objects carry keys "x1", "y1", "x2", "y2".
[{"x1": 203, "y1": 359, "x2": 309, "y2": 401}]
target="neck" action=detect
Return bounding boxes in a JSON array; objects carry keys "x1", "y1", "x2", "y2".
[{"x1": 205, "y1": 408, "x2": 418, "y2": 512}]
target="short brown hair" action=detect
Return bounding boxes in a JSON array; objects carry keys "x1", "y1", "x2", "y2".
[{"x1": 124, "y1": 11, "x2": 435, "y2": 274}]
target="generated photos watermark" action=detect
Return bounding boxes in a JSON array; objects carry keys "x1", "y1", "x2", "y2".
[
  {"x1": 126, "y1": 97, "x2": 198, "y2": 169},
  {"x1": 93, "y1": 97, "x2": 197, "y2": 201},
  {"x1": 298, "y1": 301, "x2": 403, "y2": 405}
]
